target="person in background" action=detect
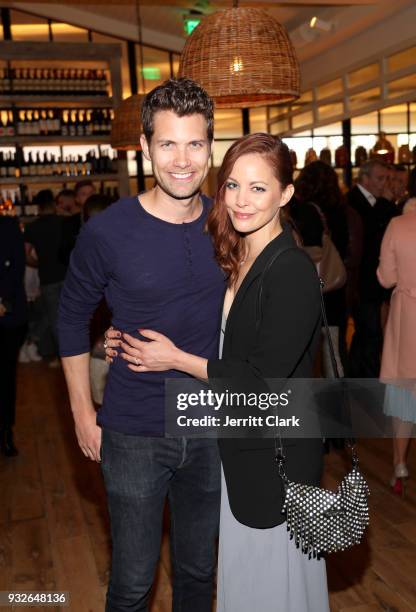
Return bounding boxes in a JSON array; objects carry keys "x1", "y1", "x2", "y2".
[
  {"x1": 83, "y1": 193, "x2": 113, "y2": 224},
  {"x1": 392, "y1": 164, "x2": 408, "y2": 210},
  {"x1": 0, "y1": 215, "x2": 27, "y2": 456},
  {"x1": 56, "y1": 188, "x2": 76, "y2": 216},
  {"x1": 397, "y1": 168, "x2": 416, "y2": 217},
  {"x1": 294, "y1": 160, "x2": 349, "y2": 376},
  {"x1": 347, "y1": 159, "x2": 398, "y2": 377},
  {"x1": 59, "y1": 180, "x2": 96, "y2": 266},
  {"x1": 377, "y1": 198, "x2": 416, "y2": 496},
  {"x1": 18, "y1": 265, "x2": 42, "y2": 363},
  {"x1": 382, "y1": 163, "x2": 396, "y2": 203},
  {"x1": 74, "y1": 179, "x2": 96, "y2": 217},
  {"x1": 24, "y1": 189, "x2": 67, "y2": 368}
]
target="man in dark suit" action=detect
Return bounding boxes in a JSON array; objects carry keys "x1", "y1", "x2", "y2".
[
  {"x1": 0, "y1": 215, "x2": 27, "y2": 456},
  {"x1": 347, "y1": 159, "x2": 398, "y2": 377}
]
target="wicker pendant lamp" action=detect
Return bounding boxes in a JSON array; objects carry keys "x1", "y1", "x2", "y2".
[
  {"x1": 110, "y1": 0, "x2": 144, "y2": 150},
  {"x1": 178, "y1": 6, "x2": 300, "y2": 108}
]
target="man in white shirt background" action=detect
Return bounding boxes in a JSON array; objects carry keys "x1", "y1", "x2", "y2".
[{"x1": 347, "y1": 159, "x2": 398, "y2": 377}]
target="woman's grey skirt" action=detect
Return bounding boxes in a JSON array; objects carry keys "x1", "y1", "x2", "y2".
[{"x1": 216, "y1": 468, "x2": 330, "y2": 612}]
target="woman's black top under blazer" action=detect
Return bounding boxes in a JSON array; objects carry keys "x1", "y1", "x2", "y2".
[{"x1": 207, "y1": 226, "x2": 323, "y2": 529}]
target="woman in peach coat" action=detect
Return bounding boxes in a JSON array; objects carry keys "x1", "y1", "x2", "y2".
[{"x1": 377, "y1": 199, "x2": 416, "y2": 495}]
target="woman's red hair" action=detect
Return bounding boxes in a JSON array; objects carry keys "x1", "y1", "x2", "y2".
[{"x1": 206, "y1": 133, "x2": 293, "y2": 286}]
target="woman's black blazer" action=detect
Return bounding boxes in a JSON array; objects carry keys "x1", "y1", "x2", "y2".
[{"x1": 207, "y1": 226, "x2": 323, "y2": 529}]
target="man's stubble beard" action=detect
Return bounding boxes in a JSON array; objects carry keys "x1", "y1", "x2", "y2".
[{"x1": 153, "y1": 168, "x2": 208, "y2": 201}]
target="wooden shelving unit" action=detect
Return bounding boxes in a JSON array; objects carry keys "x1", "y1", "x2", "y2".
[
  {"x1": 0, "y1": 96, "x2": 114, "y2": 108},
  {"x1": 0, "y1": 41, "x2": 129, "y2": 198},
  {"x1": 0, "y1": 135, "x2": 112, "y2": 146},
  {"x1": 0, "y1": 174, "x2": 119, "y2": 185}
]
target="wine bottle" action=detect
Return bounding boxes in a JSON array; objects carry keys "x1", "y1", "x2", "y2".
[
  {"x1": 84, "y1": 109, "x2": 93, "y2": 137},
  {"x1": 8, "y1": 151, "x2": 16, "y2": 178},
  {"x1": 61, "y1": 110, "x2": 69, "y2": 137},
  {"x1": 76, "y1": 110, "x2": 84, "y2": 137},
  {"x1": 68, "y1": 156, "x2": 75, "y2": 176},
  {"x1": 84, "y1": 152, "x2": 92, "y2": 176},
  {"x1": 77, "y1": 155, "x2": 83, "y2": 176},
  {"x1": 0, "y1": 152, "x2": 6, "y2": 177},
  {"x1": 0, "y1": 113, "x2": 5, "y2": 138},
  {"x1": 5, "y1": 111, "x2": 15, "y2": 137},
  {"x1": 21, "y1": 152, "x2": 29, "y2": 177},
  {"x1": 68, "y1": 111, "x2": 77, "y2": 137}
]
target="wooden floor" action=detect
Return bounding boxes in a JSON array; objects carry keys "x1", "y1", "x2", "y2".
[{"x1": 1, "y1": 362, "x2": 416, "y2": 612}]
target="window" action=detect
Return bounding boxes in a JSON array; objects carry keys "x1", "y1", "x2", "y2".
[
  {"x1": 318, "y1": 102, "x2": 343, "y2": 122},
  {"x1": 313, "y1": 122, "x2": 342, "y2": 136},
  {"x1": 380, "y1": 104, "x2": 408, "y2": 133},
  {"x1": 213, "y1": 140, "x2": 234, "y2": 167},
  {"x1": 138, "y1": 46, "x2": 171, "y2": 93},
  {"x1": 10, "y1": 10, "x2": 49, "y2": 41},
  {"x1": 214, "y1": 110, "x2": 242, "y2": 139},
  {"x1": 249, "y1": 107, "x2": 267, "y2": 133},
  {"x1": 316, "y1": 79, "x2": 342, "y2": 101},
  {"x1": 348, "y1": 63, "x2": 379, "y2": 89},
  {"x1": 349, "y1": 87, "x2": 381, "y2": 112},
  {"x1": 51, "y1": 22, "x2": 88, "y2": 42},
  {"x1": 410, "y1": 103, "x2": 416, "y2": 133},
  {"x1": 292, "y1": 111, "x2": 313, "y2": 130},
  {"x1": 387, "y1": 74, "x2": 416, "y2": 100},
  {"x1": 387, "y1": 46, "x2": 416, "y2": 73},
  {"x1": 351, "y1": 112, "x2": 378, "y2": 134}
]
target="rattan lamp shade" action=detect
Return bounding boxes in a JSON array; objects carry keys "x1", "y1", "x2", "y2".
[
  {"x1": 110, "y1": 93, "x2": 144, "y2": 151},
  {"x1": 178, "y1": 7, "x2": 300, "y2": 108}
]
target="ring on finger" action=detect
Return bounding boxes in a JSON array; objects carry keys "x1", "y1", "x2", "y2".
[{"x1": 135, "y1": 357, "x2": 140, "y2": 366}]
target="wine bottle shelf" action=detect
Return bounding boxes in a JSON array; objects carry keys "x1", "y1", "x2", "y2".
[
  {"x1": 0, "y1": 96, "x2": 114, "y2": 109},
  {"x1": 0, "y1": 135, "x2": 112, "y2": 146},
  {"x1": 0, "y1": 173, "x2": 119, "y2": 184}
]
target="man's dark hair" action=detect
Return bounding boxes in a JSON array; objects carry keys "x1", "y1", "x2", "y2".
[
  {"x1": 33, "y1": 189, "x2": 55, "y2": 213},
  {"x1": 74, "y1": 179, "x2": 94, "y2": 196},
  {"x1": 357, "y1": 158, "x2": 388, "y2": 181},
  {"x1": 408, "y1": 167, "x2": 416, "y2": 198},
  {"x1": 83, "y1": 194, "x2": 112, "y2": 223},
  {"x1": 141, "y1": 78, "x2": 214, "y2": 143},
  {"x1": 56, "y1": 188, "x2": 75, "y2": 200}
]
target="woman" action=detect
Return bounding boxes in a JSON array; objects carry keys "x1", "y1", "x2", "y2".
[
  {"x1": 293, "y1": 161, "x2": 349, "y2": 377},
  {"x1": 378, "y1": 202, "x2": 416, "y2": 496},
  {"x1": 105, "y1": 134, "x2": 329, "y2": 611}
]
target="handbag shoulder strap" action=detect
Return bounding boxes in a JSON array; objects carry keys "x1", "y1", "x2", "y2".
[
  {"x1": 255, "y1": 244, "x2": 339, "y2": 378},
  {"x1": 255, "y1": 243, "x2": 357, "y2": 472}
]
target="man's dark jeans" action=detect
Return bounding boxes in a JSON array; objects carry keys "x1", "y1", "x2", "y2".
[{"x1": 101, "y1": 428, "x2": 221, "y2": 612}]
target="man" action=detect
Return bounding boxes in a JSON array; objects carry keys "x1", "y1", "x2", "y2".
[
  {"x1": 392, "y1": 164, "x2": 409, "y2": 211},
  {"x1": 347, "y1": 159, "x2": 398, "y2": 377},
  {"x1": 25, "y1": 190, "x2": 67, "y2": 367},
  {"x1": 60, "y1": 180, "x2": 96, "y2": 265},
  {"x1": 58, "y1": 79, "x2": 225, "y2": 612},
  {"x1": 0, "y1": 215, "x2": 27, "y2": 456},
  {"x1": 74, "y1": 179, "x2": 96, "y2": 215},
  {"x1": 56, "y1": 188, "x2": 76, "y2": 216}
]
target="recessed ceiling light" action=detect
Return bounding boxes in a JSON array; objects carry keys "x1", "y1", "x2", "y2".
[{"x1": 309, "y1": 17, "x2": 333, "y2": 32}]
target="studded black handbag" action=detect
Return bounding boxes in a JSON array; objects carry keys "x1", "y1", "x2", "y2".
[{"x1": 256, "y1": 244, "x2": 370, "y2": 558}]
